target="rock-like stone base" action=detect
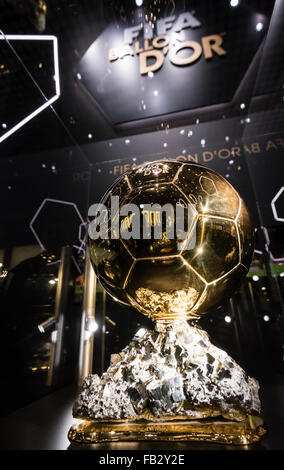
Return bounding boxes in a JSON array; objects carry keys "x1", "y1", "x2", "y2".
[{"x1": 73, "y1": 321, "x2": 260, "y2": 422}]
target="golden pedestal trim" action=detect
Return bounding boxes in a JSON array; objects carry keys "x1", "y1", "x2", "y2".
[{"x1": 68, "y1": 415, "x2": 266, "y2": 445}]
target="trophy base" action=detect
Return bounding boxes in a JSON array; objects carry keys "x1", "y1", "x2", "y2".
[{"x1": 68, "y1": 415, "x2": 266, "y2": 446}]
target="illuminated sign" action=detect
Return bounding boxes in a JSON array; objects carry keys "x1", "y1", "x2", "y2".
[
  {"x1": 76, "y1": 2, "x2": 267, "y2": 124},
  {"x1": 108, "y1": 12, "x2": 226, "y2": 75},
  {"x1": 123, "y1": 12, "x2": 201, "y2": 44}
]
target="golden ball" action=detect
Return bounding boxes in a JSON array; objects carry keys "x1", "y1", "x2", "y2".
[{"x1": 89, "y1": 161, "x2": 254, "y2": 322}]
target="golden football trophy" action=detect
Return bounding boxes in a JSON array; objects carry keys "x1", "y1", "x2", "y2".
[{"x1": 68, "y1": 160, "x2": 266, "y2": 445}]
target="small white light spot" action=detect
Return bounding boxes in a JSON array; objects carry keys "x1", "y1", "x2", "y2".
[
  {"x1": 182, "y1": 149, "x2": 186, "y2": 154},
  {"x1": 125, "y1": 139, "x2": 130, "y2": 144},
  {"x1": 256, "y1": 22, "x2": 263, "y2": 32},
  {"x1": 51, "y1": 330, "x2": 57, "y2": 343},
  {"x1": 153, "y1": 90, "x2": 158, "y2": 96},
  {"x1": 240, "y1": 103, "x2": 246, "y2": 110},
  {"x1": 135, "y1": 328, "x2": 146, "y2": 338},
  {"x1": 42, "y1": 163, "x2": 46, "y2": 168},
  {"x1": 263, "y1": 315, "x2": 270, "y2": 322},
  {"x1": 87, "y1": 319, "x2": 98, "y2": 333},
  {"x1": 2, "y1": 123, "x2": 7, "y2": 129},
  {"x1": 225, "y1": 315, "x2": 232, "y2": 323},
  {"x1": 148, "y1": 71, "x2": 154, "y2": 78},
  {"x1": 7, "y1": 186, "x2": 11, "y2": 190},
  {"x1": 230, "y1": 0, "x2": 239, "y2": 6},
  {"x1": 163, "y1": 142, "x2": 168, "y2": 148},
  {"x1": 188, "y1": 130, "x2": 193, "y2": 137},
  {"x1": 88, "y1": 133, "x2": 93, "y2": 139},
  {"x1": 225, "y1": 174, "x2": 230, "y2": 178},
  {"x1": 225, "y1": 136, "x2": 230, "y2": 141},
  {"x1": 280, "y1": 272, "x2": 284, "y2": 277},
  {"x1": 201, "y1": 139, "x2": 206, "y2": 146},
  {"x1": 76, "y1": 72, "x2": 82, "y2": 80},
  {"x1": 136, "y1": 0, "x2": 143, "y2": 6},
  {"x1": 180, "y1": 129, "x2": 185, "y2": 135},
  {"x1": 252, "y1": 275, "x2": 259, "y2": 281},
  {"x1": 109, "y1": 142, "x2": 112, "y2": 147},
  {"x1": 229, "y1": 159, "x2": 234, "y2": 165}
]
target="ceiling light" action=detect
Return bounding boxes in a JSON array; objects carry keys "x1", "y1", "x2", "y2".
[{"x1": 256, "y1": 22, "x2": 263, "y2": 32}]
